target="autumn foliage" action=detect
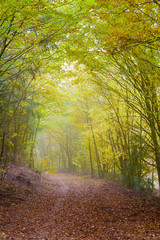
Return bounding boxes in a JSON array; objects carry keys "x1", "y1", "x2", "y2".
[{"x1": 1, "y1": 0, "x2": 160, "y2": 190}]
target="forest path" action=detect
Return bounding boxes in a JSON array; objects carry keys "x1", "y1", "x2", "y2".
[{"x1": 1, "y1": 173, "x2": 160, "y2": 239}]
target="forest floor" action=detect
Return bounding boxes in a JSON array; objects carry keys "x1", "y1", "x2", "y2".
[{"x1": 0, "y1": 167, "x2": 160, "y2": 239}]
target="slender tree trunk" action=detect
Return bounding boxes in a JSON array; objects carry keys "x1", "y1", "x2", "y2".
[
  {"x1": 89, "y1": 137, "x2": 93, "y2": 178},
  {"x1": 145, "y1": 92, "x2": 160, "y2": 188},
  {"x1": 66, "y1": 138, "x2": 72, "y2": 172},
  {"x1": 29, "y1": 116, "x2": 40, "y2": 168},
  {"x1": 90, "y1": 123, "x2": 102, "y2": 178},
  {"x1": 0, "y1": 130, "x2": 6, "y2": 165}
]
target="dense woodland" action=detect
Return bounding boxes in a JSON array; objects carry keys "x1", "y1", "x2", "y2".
[{"x1": 1, "y1": 0, "x2": 160, "y2": 190}]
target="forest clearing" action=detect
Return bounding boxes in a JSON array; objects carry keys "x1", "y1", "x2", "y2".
[{"x1": 0, "y1": 167, "x2": 160, "y2": 239}]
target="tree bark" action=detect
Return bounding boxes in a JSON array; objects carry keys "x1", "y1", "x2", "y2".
[{"x1": 89, "y1": 137, "x2": 94, "y2": 178}]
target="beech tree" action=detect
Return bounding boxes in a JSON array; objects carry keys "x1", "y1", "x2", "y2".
[
  {"x1": 59, "y1": 0, "x2": 160, "y2": 187},
  {"x1": 1, "y1": 0, "x2": 159, "y2": 190},
  {"x1": 0, "y1": 0, "x2": 84, "y2": 167}
]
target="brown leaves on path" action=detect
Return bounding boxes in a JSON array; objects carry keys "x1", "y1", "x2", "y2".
[{"x1": 0, "y1": 173, "x2": 160, "y2": 239}]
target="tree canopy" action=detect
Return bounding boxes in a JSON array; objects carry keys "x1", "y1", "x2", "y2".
[{"x1": 1, "y1": 0, "x2": 160, "y2": 190}]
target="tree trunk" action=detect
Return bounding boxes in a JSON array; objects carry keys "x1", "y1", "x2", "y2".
[
  {"x1": 90, "y1": 123, "x2": 102, "y2": 178},
  {"x1": 89, "y1": 137, "x2": 93, "y2": 178}
]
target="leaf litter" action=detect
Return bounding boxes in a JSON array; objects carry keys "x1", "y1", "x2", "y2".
[{"x1": 0, "y1": 168, "x2": 160, "y2": 239}]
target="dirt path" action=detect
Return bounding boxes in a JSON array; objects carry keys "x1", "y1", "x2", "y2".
[{"x1": 1, "y1": 173, "x2": 160, "y2": 239}]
